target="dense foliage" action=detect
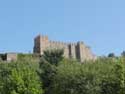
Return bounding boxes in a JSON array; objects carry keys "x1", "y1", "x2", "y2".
[
  {"x1": 50, "y1": 59, "x2": 125, "y2": 94},
  {"x1": 0, "y1": 50, "x2": 125, "y2": 94},
  {"x1": 39, "y1": 49, "x2": 125, "y2": 94},
  {"x1": 41, "y1": 49, "x2": 64, "y2": 65},
  {"x1": 39, "y1": 49, "x2": 64, "y2": 94},
  {"x1": 0, "y1": 61, "x2": 43, "y2": 94}
]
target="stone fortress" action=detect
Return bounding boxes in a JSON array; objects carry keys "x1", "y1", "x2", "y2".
[{"x1": 34, "y1": 34, "x2": 96, "y2": 62}]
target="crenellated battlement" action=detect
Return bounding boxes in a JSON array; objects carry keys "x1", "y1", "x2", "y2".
[{"x1": 34, "y1": 34, "x2": 96, "y2": 62}]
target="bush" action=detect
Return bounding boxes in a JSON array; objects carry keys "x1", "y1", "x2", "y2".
[
  {"x1": 42, "y1": 49, "x2": 64, "y2": 65},
  {"x1": 0, "y1": 62, "x2": 43, "y2": 94},
  {"x1": 50, "y1": 58, "x2": 125, "y2": 94},
  {"x1": 51, "y1": 62, "x2": 101, "y2": 94}
]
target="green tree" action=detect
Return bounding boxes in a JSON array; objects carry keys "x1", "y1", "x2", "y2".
[
  {"x1": 0, "y1": 62, "x2": 43, "y2": 94},
  {"x1": 51, "y1": 61, "x2": 101, "y2": 94},
  {"x1": 39, "y1": 49, "x2": 64, "y2": 94},
  {"x1": 39, "y1": 62, "x2": 56, "y2": 94},
  {"x1": 42, "y1": 49, "x2": 64, "y2": 65},
  {"x1": 121, "y1": 51, "x2": 125, "y2": 57},
  {"x1": 100, "y1": 63, "x2": 125, "y2": 94},
  {"x1": 108, "y1": 53, "x2": 115, "y2": 58}
]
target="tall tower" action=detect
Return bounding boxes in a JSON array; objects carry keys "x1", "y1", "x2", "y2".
[
  {"x1": 76, "y1": 41, "x2": 96, "y2": 62},
  {"x1": 76, "y1": 42, "x2": 86, "y2": 62},
  {"x1": 33, "y1": 35, "x2": 49, "y2": 55},
  {"x1": 69, "y1": 43, "x2": 76, "y2": 59}
]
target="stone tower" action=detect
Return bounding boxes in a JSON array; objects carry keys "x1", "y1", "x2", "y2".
[
  {"x1": 33, "y1": 34, "x2": 96, "y2": 62},
  {"x1": 34, "y1": 35, "x2": 49, "y2": 55}
]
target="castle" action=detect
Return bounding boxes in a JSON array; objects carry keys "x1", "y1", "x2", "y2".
[{"x1": 33, "y1": 34, "x2": 96, "y2": 62}]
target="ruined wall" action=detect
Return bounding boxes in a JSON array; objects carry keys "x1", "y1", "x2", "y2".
[
  {"x1": 6, "y1": 53, "x2": 17, "y2": 62},
  {"x1": 34, "y1": 34, "x2": 96, "y2": 62}
]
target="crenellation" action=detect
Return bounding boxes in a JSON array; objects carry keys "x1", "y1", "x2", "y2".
[{"x1": 34, "y1": 34, "x2": 96, "y2": 62}]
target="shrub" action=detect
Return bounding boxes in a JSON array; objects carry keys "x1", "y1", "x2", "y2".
[
  {"x1": 50, "y1": 58, "x2": 125, "y2": 94},
  {"x1": 0, "y1": 62, "x2": 43, "y2": 94}
]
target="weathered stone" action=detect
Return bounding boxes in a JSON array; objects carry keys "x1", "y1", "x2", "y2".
[
  {"x1": 33, "y1": 34, "x2": 96, "y2": 62},
  {"x1": 5, "y1": 53, "x2": 17, "y2": 62}
]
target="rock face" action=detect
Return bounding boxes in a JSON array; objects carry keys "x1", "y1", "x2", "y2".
[{"x1": 33, "y1": 34, "x2": 96, "y2": 62}]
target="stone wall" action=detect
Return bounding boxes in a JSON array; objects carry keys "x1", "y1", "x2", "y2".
[
  {"x1": 0, "y1": 53, "x2": 17, "y2": 62},
  {"x1": 33, "y1": 34, "x2": 96, "y2": 62},
  {"x1": 6, "y1": 53, "x2": 17, "y2": 61}
]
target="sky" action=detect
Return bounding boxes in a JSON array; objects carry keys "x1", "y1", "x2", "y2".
[{"x1": 0, "y1": 0, "x2": 125, "y2": 56}]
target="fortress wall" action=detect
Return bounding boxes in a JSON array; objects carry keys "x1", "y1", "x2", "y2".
[
  {"x1": 85, "y1": 47, "x2": 96, "y2": 60},
  {"x1": 49, "y1": 41, "x2": 66, "y2": 49},
  {"x1": 34, "y1": 34, "x2": 96, "y2": 62},
  {"x1": 48, "y1": 41, "x2": 70, "y2": 58},
  {"x1": 34, "y1": 35, "x2": 49, "y2": 55},
  {"x1": 75, "y1": 44, "x2": 80, "y2": 61},
  {"x1": 76, "y1": 42, "x2": 82, "y2": 61},
  {"x1": 85, "y1": 47, "x2": 93, "y2": 60},
  {"x1": 69, "y1": 43, "x2": 77, "y2": 59},
  {"x1": 76, "y1": 42, "x2": 89, "y2": 62},
  {"x1": 34, "y1": 35, "x2": 41, "y2": 54},
  {"x1": 40, "y1": 35, "x2": 49, "y2": 55},
  {"x1": 64, "y1": 45, "x2": 69, "y2": 58},
  {"x1": 77, "y1": 42, "x2": 96, "y2": 61}
]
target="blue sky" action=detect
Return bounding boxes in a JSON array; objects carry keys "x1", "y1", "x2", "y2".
[{"x1": 0, "y1": 0, "x2": 125, "y2": 56}]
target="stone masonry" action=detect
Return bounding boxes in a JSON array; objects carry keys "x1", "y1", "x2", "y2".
[{"x1": 33, "y1": 34, "x2": 96, "y2": 62}]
